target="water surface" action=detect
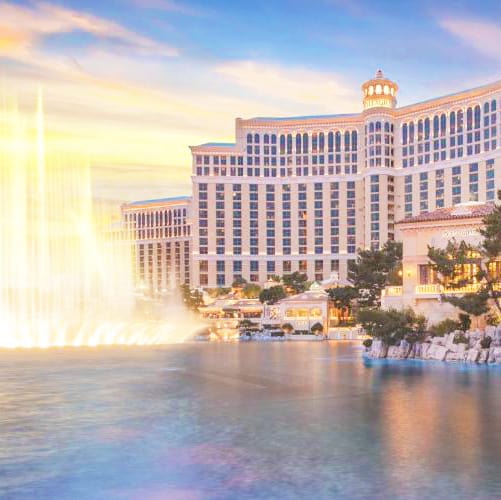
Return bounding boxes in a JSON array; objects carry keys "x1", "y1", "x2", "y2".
[{"x1": 1, "y1": 342, "x2": 501, "y2": 499}]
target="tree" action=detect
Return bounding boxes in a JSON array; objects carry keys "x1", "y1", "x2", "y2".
[
  {"x1": 231, "y1": 276, "x2": 247, "y2": 288},
  {"x1": 349, "y1": 240, "x2": 402, "y2": 308},
  {"x1": 311, "y1": 322, "x2": 324, "y2": 335},
  {"x1": 180, "y1": 283, "x2": 204, "y2": 312},
  {"x1": 282, "y1": 271, "x2": 309, "y2": 294},
  {"x1": 281, "y1": 322, "x2": 294, "y2": 334},
  {"x1": 428, "y1": 192, "x2": 501, "y2": 321},
  {"x1": 327, "y1": 286, "x2": 358, "y2": 324},
  {"x1": 259, "y1": 285, "x2": 287, "y2": 305},
  {"x1": 357, "y1": 307, "x2": 426, "y2": 346},
  {"x1": 242, "y1": 283, "x2": 261, "y2": 299}
]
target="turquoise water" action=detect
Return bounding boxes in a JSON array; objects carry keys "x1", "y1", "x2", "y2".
[{"x1": 1, "y1": 342, "x2": 501, "y2": 499}]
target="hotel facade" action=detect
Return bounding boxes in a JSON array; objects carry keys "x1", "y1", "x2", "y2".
[
  {"x1": 122, "y1": 196, "x2": 192, "y2": 294},
  {"x1": 189, "y1": 71, "x2": 501, "y2": 288}
]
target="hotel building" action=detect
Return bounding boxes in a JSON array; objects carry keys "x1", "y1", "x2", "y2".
[
  {"x1": 121, "y1": 196, "x2": 192, "y2": 294},
  {"x1": 190, "y1": 71, "x2": 501, "y2": 288}
]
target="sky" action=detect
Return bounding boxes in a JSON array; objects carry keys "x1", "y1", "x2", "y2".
[{"x1": 1, "y1": 0, "x2": 501, "y2": 201}]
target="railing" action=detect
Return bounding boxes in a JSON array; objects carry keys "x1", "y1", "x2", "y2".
[
  {"x1": 415, "y1": 282, "x2": 501, "y2": 295},
  {"x1": 383, "y1": 286, "x2": 403, "y2": 297}
]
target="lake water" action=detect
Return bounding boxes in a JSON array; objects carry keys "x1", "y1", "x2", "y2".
[{"x1": 1, "y1": 342, "x2": 501, "y2": 499}]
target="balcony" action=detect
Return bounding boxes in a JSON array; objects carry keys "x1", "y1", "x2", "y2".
[
  {"x1": 415, "y1": 283, "x2": 501, "y2": 295},
  {"x1": 383, "y1": 286, "x2": 403, "y2": 297}
]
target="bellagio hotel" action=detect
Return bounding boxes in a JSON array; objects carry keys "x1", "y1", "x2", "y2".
[{"x1": 188, "y1": 70, "x2": 501, "y2": 289}]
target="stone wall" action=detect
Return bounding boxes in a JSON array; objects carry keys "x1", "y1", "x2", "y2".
[{"x1": 365, "y1": 325, "x2": 501, "y2": 364}]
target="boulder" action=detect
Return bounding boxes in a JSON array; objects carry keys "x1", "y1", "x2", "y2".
[
  {"x1": 387, "y1": 346, "x2": 399, "y2": 358},
  {"x1": 421, "y1": 342, "x2": 431, "y2": 359},
  {"x1": 466, "y1": 348, "x2": 480, "y2": 363},
  {"x1": 479, "y1": 349, "x2": 489, "y2": 363},
  {"x1": 493, "y1": 347, "x2": 501, "y2": 364},
  {"x1": 369, "y1": 339, "x2": 388, "y2": 359},
  {"x1": 427, "y1": 344, "x2": 448, "y2": 361}
]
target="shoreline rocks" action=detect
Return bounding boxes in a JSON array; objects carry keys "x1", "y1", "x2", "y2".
[{"x1": 364, "y1": 325, "x2": 501, "y2": 364}]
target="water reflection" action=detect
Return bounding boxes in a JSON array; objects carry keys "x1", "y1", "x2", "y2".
[{"x1": 1, "y1": 344, "x2": 501, "y2": 499}]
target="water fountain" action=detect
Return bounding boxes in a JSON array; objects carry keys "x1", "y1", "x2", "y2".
[{"x1": 0, "y1": 93, "x2": 200, "y2": 348}]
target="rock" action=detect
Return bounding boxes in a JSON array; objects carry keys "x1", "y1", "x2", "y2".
[
  {"x1": 493, "y1": 347, "x2": 501, "y2": 364},
  {"x1": 479, "y1": 349, "x2": 489, "y2": 363},
  {"x1": 387, "y1": 346, "x2": 399, "y2": 358},
  {"x1": 427, "y1": 344, "x2": 448, "y2": 361},
  {"x1": 466, "y1": 348, "x2": 480, "y2": 363},
  {"x1": 368, "y1": 339, "x2": 388, "y2": 359},
  {"x1": 421, "y1": 342, "x2": 431, "y2": 359},
  {"x1": 446, "y1": 351, "x2": 461, "y2": 361}
]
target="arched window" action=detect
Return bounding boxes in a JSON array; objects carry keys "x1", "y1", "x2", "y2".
[
  {"x1": 491, "y1": 99, "x2": 497, "y2": 112},
  {"x1": 319, "y1": 132, "x2": 325, "y2": 152},
  {"x1": 312, "y1": 133, "x2": 318, "y2": 152},
  {"x1": 369, "y1": 122, "x2": 374, "y2": 133},
  {"x1": 384, "y1": 122, "x2": 390, "y2": 133},
  {"x1": 271, "y1": 134, "x2": 277, "y2": 144},
  {"x1": 344, "y1": 131, "x2": 350, "y2": 150},
  {"x1": 351, "y1": 131, "x2": 357, "y2": 151},
  {"x1": 409, "y1": 122, "x2": 415, "y2": 143},
  {"x1": 418, "y1": 119, "x2": 423, "y2": 141},
  {"x1": 402, "y1": 123, "x2": 408, "y2": 145},
  {"x1": 457, "y1": 110, "x2": 463, "y2": 132},
  {"x1": 247, "y1": 133, "x2": 252, "y2": 143},
  {"x1": 254, "y1": 133, "x2": 260, "y2": 143},
  {"x1": 279, "y1": 134, "x2": 286, "y2": 154},
  {"x1": 474, "y1": 105, "x2": 481, "y2": 129},
  {"x1": 164, "y1": 210, "x2": 168, "y2": 225},
  {"x1": 335, "y1": 131, "x2": 341, "y2": 152},
  {"x1": 440, "y1": 113, "x2": 446, "y2": 136},
  {"x1": 328, "y1": 132, "x2": 334, "y2": 152},
  {"x1": 424, "y1": 118, "x2": 430, "y2": 139},
  {"x1": 296, "y1": 133, "x2": 302, "y2": 154},
  {"x1": 264, "y1": 134, "x2": 269, "y2": 144},
  {"x1": 287, "y1": 134, "x2": 292, "y2": 154},
  {"x1": 484, "y1": 102, "x2": 490, "y2": 114},
  {"x1": 449, "y1": 111, "x2": 456, "y2": 135},
  {"x1": 303, "y1": 133, "x2": 309, "y2": 153},
  {"x1": 375, "y1": 121, "x2": 381, "y2": 132}
]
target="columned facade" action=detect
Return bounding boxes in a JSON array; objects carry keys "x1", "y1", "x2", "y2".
[
  {"x1": 188, "y1": 71, "x2": 501, "y2": 288},
  {"x1": 121, "y1": 196, "x2": 192, "y2": 294}
]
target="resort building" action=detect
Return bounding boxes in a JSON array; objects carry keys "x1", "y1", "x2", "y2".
[
  {"x1": 382, "y1": 202, "x2": 499, "y2": 324},
  {"x1": 190, "y1": 71, "x2": 501, "y2": 288},
  {"x1": 121, "y1": 196, "x2": 192, "y2": 294}
]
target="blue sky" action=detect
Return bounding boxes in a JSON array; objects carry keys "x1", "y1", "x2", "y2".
[{"x1": 1, "y1": 0, "x2": 500, "y2": 200}]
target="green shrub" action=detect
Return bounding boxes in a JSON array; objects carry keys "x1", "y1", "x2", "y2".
[
  {"x1": 281, "y1": 323, "x2": 294, "y2": 334},
  {"x1": 453, "y1": 332, "x2": 469, "y2": 345},
  {"x1": 311, "y1": 322, "x2": 324, "y2": 334},
  {"x1": 480, "y1": 336, "x2": 492, "y2": 349},
  {"x1": 362, "y1": 338, "x2": 373, "y2": 349},
  {"x1": 429, "y1": 318, "x2": 462, "y2": 337},
  {"x1": 357, "y1": 307, "x2": 426, "y2": 346},
  {"x1": 458, "y1": 313, "x2": 471, "y2": 332}
]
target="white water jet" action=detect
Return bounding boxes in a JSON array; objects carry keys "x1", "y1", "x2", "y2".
[{"x1": 0, "y1": 93, "x2": 201, "y2": 348}]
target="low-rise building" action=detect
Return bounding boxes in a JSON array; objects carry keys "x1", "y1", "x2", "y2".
[{"x1": 382, "y1": 202, "x2": 498, "y2": 324}]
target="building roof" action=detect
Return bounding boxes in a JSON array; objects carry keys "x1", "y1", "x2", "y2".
[
  {"x1": 397, "y1": 202, "x2": 495, "y2": 225},
  {"x1": 124, "y1": 195, "x2": 191, "y2": 208}
]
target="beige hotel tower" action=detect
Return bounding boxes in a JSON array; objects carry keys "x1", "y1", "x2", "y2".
[{"x1": 177, "y1": 71, "x2": 500, "y2": 289}]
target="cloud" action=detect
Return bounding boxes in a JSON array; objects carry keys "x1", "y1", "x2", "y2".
[
  {"x1": 129, "y1": 0, "x2": 209, "y2": 17},
  {"x1": 438, "y1": 17, "x2": 501, "y2": 61},
  {"x1": 215, "y1": 60, "x2": 359, "y2": 113},
  {"x1": 0, "y1": 1, "x2": 179, "y2": 56},
  {"x1": 0, "y1": 3, "x2": 361, "y2": 202}
]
